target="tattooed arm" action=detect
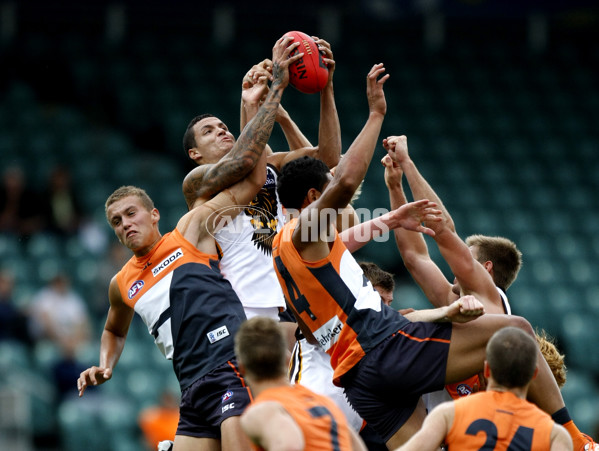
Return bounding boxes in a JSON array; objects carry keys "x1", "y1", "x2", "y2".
[{"x1": 183, "y1": 36, "x2": 303, "y2": 209}]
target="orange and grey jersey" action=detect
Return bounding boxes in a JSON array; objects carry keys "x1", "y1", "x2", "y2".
[
  {"x1": 116, "y1": 229, "x2": 246, "y2": 391},
  {"x1": 272, "y1": 218, "x2": 410, "y2": 385},
  {"x1": 215, "y1": 165, "x2": 286, "y2": 310},
  {"x1": 446, "y1": 390, "x2": 554, "y2": 450},
  {"x1": 250, "y1": 384, "x2": 353, "y2": 451}
]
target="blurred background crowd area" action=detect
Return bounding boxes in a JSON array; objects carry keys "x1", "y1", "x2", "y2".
[{"x1": 1, "y1": 0, "x2": 598, "y2": 449}]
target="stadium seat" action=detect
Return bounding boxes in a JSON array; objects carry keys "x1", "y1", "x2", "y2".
[
  {"x1": 560, "y1": 368, "x2": 599, "y2": 433},
  {"x1": 560, "y1": 312, "x2": 599, "y2": 376},
  {"x1": 0, "y1": 341, "x2": 32, "y2": 373},
  {"x1": 509, "y1": 283, "x2": 555, "y2": 334},
  {"x1": 58, "y1": 396, "x2": 110, "y2": 451},
  {"x1": 126, "y1": 368, "x2": 167, "y2": 410}
]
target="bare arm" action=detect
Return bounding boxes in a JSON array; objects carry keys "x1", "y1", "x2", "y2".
[
  {"x1": 178, "y1": 149, "x2": 268, "y2": 252},
  {"x1": 393, "y1": 402, "x2": 452, "y2": 451},
  {"x1": 260, "y1": 38, "x2": 342, "y2": 171},
  {"x1": 240, "y1": 59, "x2": 312, "y2": 151},
  {"x1": 550, "y1": 424, "x2": 573, "y2": 451},
  {"x1": 386, "y1": 136, "x2": 504, "y2": 314},
  {"x1": 382, "y1": 154, "x2": 454, "y2": 307},
  {"x1": 313, "y1": 37, "x2": 341, "y2": 169},
  {"x1": 241, "y1": 402, "x2": 305, "y2": 451},
  {"x1": 293, "y1": 63, "x2": 389, "y2": 255},
  {"x1": 403, "y1": 295, "x2": 484, "y2": 323},
  {"x1": 77, "y1": 277, "x2": 134, "y2": 396},
  {"x1": 339, "y1": 199, "x2": 441, "y2": 253},
  {"x1": 349, "y1": 427, "x2": 368, "y2": 451},
  {"x1": 183, "y1": 37, "x2": 302, "y2": 208}
]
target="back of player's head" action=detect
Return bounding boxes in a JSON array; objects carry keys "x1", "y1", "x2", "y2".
[
  {"x1": 359, "y1": 261, "x2": 395, "y2": 292},
  {"x1": 235, "y1": 316, "x2": 287, "y2": 380},
  {"x1": 465, "y1": 235, "x2": 522, "y2": 291},
  {"x1": 105, "y1": 185, "x2": 154, "y2": 222},
  {"x1": 182, "y1": 113, "x2": 216, "y2": 157},
  {"x1": 277, "y1": 156, "x2": 330, "y2": 210},
  {"x1": 486, "y1": 326, "x2": 537, "y2": 388}
]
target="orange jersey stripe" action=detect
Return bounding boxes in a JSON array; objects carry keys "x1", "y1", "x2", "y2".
[{"x1": 396, "y1": 329, "x2": 451, "y2": 344}]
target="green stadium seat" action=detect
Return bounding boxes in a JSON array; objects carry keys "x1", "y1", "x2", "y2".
[
  {"x1": 0, "y1": 341, "x2": 32, "y2": 373},
  {"x1": 59, "y1": 396, "x2": 110, "y2": 451},
  {"x1": 560, "y1": 369, "x2": 599, "y2": 433},
  {"x1": 126, "y1": 368, "x2": 167, "y2": 410},
  {"x1": 509, "y1": 284, "x2": 555, "y2": 334},
  {"x1": 560, "y1": 312, "x2": 599, "y2": 375}
]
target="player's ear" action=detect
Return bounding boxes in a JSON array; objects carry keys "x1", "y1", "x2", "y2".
[
  {"x1": 307, "y1": 187, "x2": 321, "y2": 203},
  {"x1": 483, "y1": 360, "x2": 491, "y2": 379},
  {"x1": 151, "y1": 208, "x2": 160, "y2": 224},
  {"x1": 188, "y1": 147, "x2": 201, "y2": 161}
]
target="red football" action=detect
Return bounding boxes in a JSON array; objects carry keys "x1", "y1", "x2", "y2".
[{"x1": 284, "y1": 31, "x2": 329, "y2": 94}]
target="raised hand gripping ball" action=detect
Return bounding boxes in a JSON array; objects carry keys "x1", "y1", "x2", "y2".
[{"x1": 284, "y1": 31, "x2": 329, "y2": 94}]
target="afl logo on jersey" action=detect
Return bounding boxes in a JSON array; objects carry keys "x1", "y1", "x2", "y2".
[
  {"x1": 456, "y1": 384, "x2": 473, "y2": 396},
  {"x1": 222, "y1": 390, "x2": 233, "y2": 403},
  {"x1": 128, "y1": 280, "x2": 144, "y2": 299}
]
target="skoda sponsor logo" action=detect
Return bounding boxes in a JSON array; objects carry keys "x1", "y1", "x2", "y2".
[
  {"x1": 152, "y1": 249, "x2": 183, "y2": 277},
  {"x1": 128, "y1": 280, "x2": 144, "y2": 299}
]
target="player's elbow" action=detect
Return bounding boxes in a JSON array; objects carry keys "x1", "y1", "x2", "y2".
[
  {"x1": 249, "y1": 169, "x2": 267, "y2": 192},
  {"x1": 238, "y1": 155, "x2": 259, "y2": 174}
]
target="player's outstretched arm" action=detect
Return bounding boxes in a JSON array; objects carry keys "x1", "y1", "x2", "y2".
[
  {"x1": 77, "y1": 277, "x2": 134, "y2": 397},
  {"x1": 240, "y1": 59, "x2": 313, "y2": 153},
  {"x1": 183, "y1": 36, "x2": 302, "y2": 208},
  {"x1": 382, "y1": 154, "x2": 453, "y2": 307},
  {"x1": 240, "y1": 59, "x2": 273, "y2": 133},
  {"x1": 402, "y1": 295, "x2": 485, "y2": 323},
  {"x1": 339, "y1": 199, "x2": 441, "y2": 253},
  {"x1": 313, "y1": 37, "x2": 341, "y2": 169},
  {"x1": 386, "y1": 137, "x2": 505, "y2": 314},
  {"x1": 292, "y1": 63, "x2": 388, "y2": 253},
  {"x1": 268, "y1": 37, "x2": 341, "y2": 171}
]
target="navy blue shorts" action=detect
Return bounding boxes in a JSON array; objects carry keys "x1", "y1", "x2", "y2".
[
  {"x1": 341, "y1": 321, "x2": 452, "y2": 442},
  {"x1": 177, "y1": 359, "x2": 252, "y2": 439}
]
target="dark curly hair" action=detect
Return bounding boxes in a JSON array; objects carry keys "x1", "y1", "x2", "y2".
[{"x1": 277, "y1": 156, "x2": 331, "y2": 210}]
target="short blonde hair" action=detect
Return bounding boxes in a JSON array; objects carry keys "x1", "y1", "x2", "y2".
[{"x1": 105, "y1": 186, "x2": 154, "y2": 223}]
